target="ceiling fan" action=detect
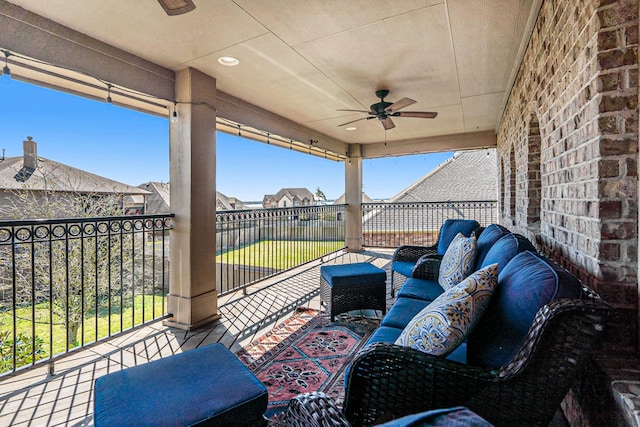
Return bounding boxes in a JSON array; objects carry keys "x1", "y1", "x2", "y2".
[{"x1": 337, "y1": 89, "x2": 437, "y2": 130}]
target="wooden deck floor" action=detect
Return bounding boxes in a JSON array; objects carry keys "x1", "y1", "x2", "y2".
[{"x1": 0, "y1": 248, "x2": 394, "y2": 426}]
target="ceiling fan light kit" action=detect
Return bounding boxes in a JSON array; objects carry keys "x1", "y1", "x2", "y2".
[
  {"x1": 337, "y1": 89, "x2": 438, "y2": 130},
  {"x1": 157, "y1": 0, "x2": 196, "y2": 16}
]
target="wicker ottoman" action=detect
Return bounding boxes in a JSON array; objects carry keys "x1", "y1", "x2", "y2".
[{"x1": 320, "y1": 262, "x2": 387, "y2": 321}]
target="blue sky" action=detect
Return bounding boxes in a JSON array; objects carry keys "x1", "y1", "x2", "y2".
[{"x1": 0, "y1": 77, "x2": 453, "y2": 201}]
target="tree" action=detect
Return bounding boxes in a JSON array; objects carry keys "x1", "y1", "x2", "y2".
[
  {"x1": 315, "y1": 187, "x2": 327, "y2": 201},
  {"x1": 0, "y1": 173, "x2": 136, "y2": 351}
]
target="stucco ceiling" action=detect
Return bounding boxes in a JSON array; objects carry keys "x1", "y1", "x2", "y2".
[{"x1": 4, "y1": 0, "x2": 538, "y2": 147}]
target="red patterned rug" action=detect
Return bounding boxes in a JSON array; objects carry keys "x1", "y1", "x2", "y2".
[{"x1": 236, "y1": 307, "x2": 379, "y2": 420}]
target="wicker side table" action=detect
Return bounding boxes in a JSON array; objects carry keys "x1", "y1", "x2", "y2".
[{"x1": 320, "y1": 262, "x2": 387, "y2": 321}]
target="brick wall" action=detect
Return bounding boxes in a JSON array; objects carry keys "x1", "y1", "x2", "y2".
[
  {"x1": 498, "y1": 0, "x2": 638, "y2": 352},
  {"x1": 499, "y1": 1, "x2": 639, "y2": 422}
]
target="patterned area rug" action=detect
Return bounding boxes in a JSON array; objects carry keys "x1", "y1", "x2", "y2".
[{"x1": 237, "y1": 307, "x2": 379, "y2": 421}]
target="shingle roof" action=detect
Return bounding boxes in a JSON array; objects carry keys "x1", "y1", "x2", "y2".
[
  {"x1": 216, "y1": 191, "x2": 245, "y2": 210},
  {"x1": 137, "y1": 184, "x2": 245, "y2": 212},
  {"x1": 263, "y1": 187, "x2": 315, "y2": 204},
  {"x1": 391, "y1": 149, "x2": 498, "y2": 203},
  {"x1": 0, "y1": 156, "x2": 149, "y2": 195},
  {"x1": 333, "y1": 192, "x2": 374, "y2": 204},
  {"x1": 138, "y1": 181, "x2": 170, "y2": 213},
  {"x1": 363, "y1": 149, "x2": 498, "y2": 231}
]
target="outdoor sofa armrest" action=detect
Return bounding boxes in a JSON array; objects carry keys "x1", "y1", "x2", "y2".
[
  {"x1": 343, "y1": 298, "x2": 611, "y2": 427},
  {"x1": 410, "y1": 255, "x2": 443, "y2": 280},
  {"x1": 281, "y1": 392, "x2": 351, "y2": 427},
  {"x1": 343, "y1": 343, "x2": 491, "y2": 426},
  {"x1": 391, "y1": 245, "x2": 438, "y2": 263}
]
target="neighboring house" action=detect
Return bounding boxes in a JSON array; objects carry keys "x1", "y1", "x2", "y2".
[
  {"x1": 362, "y1": 149, "x2": 498, "y2": 243},
  {"x1": 0, "y1": 138, "x2": 150, "y2": 220},
  {"x1": 136, "y1": 183, "x2": 245, "y2": 213},
  {"x1": 390, "y1": 149, "x2": 498, "y2": 203},
  {"x1": 262, "y1": 188, "x2": 315, "y2": 208},
  {"x1": 333, "y1": 192, "x2": 374, "y2": 221},
  {"x1": 333, "y1": 192, "x2": 374, "y2": 204},
  {"x1": 137, "y1": 181, "x2": 171, "y2": 214},
  {"x1": 216, "y1": 191, "x2": 245, "y2": 211}
]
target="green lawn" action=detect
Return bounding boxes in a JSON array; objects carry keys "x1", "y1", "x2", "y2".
[
  {"x1": 0, "y1": 294, "x2": 166, "y2": 362},
  {"x1": 216, "y1": 240, "x2": 344, "y2": 270}
]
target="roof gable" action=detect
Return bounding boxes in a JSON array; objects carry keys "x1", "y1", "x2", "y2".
[{"x1": 391, "y1": 149, "x2": 498, "y2": 203}]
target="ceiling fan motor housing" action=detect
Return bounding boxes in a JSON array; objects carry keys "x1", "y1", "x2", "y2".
[{"x1": 371, "y1": 89, "x2": 392, "y2": 116}]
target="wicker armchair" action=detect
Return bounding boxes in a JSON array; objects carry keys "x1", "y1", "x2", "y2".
[
  {"x1": 282, "y1": 296, "x2": 611, "y2": 427},
  {"x1": 390, "y1": 219, "x2": 481, "y2": 297}
]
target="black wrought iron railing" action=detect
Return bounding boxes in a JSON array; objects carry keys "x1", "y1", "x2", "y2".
[
  {"x1": 362, "y1": 200, "x2": 498, "y2": 247},
  {"x1": 0, "y1": 201, "x2": 498, "y2": 376},
  {"x1": 216, "y1": 205, "x2": 346, "y2": 295},
  {"x1": 0, "y1": 214, "x2": 173, "y2": 375}
]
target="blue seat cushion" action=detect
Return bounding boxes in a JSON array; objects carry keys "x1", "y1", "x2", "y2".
[
  {"x1": 94, "y1": 344, "x2": 268, "y2": 427},
  {"x1": 366, "y1": 325, "x2": 404, "y2": 346},
  {"x1": 375, "y1": 406, "x2": 492, "y2": 427},
  {"x1": 436, "y1": 219, "x2": 480, "y2": 255},
  {"x1": 479, "y1": 233, "x2": 535, "y2": 274},
  {"x1": 321, "y1": 262, "x2": 386, "y2": 287},
  {"x1": 473, "y1": 224, "x2": 511, "y2": 270},
  {"x1": 446, "y1": 342, "x2": 467, "y2": 364},
  {"x1": 467, "y1": 251, "x2": 583, "y2": 367},
  {"x1": 392, "y1": 260, "x2": 415, "y2": 278},
  {"x1": 381, "y1": 297, "x2": 431, "y2": 329},
  {"x1": 397, "y1": 278, "x2": 444, "y2": 302}
]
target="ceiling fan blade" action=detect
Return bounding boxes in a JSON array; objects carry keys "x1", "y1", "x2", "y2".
[
  {"x1": 337, "y1": 109, "x2": 372, "y2": 113},
  {"x1": 337, "y1": 117, "x2": 369, "y2": 127},
  {"x1": 386, "y1": 97, "x2": 416, "y2": 112},
  {"x1": 394, "y1": 111, "x2": 438, "y2": 118},
  {"x1": 381, "y1": 117, "x2": 396, "y2": 130}
]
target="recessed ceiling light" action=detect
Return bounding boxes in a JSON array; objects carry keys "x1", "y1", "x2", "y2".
[
  {"x1": 218, "y1": 56, "x2": 240, "y2": 67},
  {"x1": 345, "y1": 127, "x2": 357, "y2": 131}
]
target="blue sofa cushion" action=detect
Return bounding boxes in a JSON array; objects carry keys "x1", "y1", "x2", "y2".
[
  {"x1": 375, "y1": 406, "x2": 492, "y2": 427},
  {"x1": 397, "y1": 278, "x2": 444, "y2": 301},
  {"x1": 392, "y1": 260, "x2": 416, "y2": 279},
  {"x1": 366, "y1": 325, "x2": 404, "y2": 346},
  {"x1": 436, "y1": 219, "x2": 480, "y2": 255},
  {"x1": 479, "y1": 233, "x2": 535, "y2": 274},
  {"x1": 446, "y1": 342, "x2": 467, "y2": 364},
  {"x1": 381, "y1": 297, "x2": 431, "y2": 329},
  {"x1": 320, "y1": 262, "x2": 386, "y2": 287},
  {"x1": 467, "y1": 251, "x2": 583, "y2": 367},
  {"x1": 473, "y1": 224, "x2": 511, "y2": 270},
  {"x1": 94, "y1": 344, "x2": 268, "y2": 427}
]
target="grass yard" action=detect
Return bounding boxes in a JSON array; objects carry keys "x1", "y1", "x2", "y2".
[
  {"x1": 216, "y1": 240, "x2": 344, "y2": 270},
  {"x1": 0, "y1": 294, "x2": 167, "y2": 368}
]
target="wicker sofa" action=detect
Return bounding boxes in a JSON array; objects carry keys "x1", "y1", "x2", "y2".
[{"x1": 283, "y1": 225, "x2": 611, "y2": 427}]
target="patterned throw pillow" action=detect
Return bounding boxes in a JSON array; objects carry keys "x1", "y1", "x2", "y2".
[
  {"x1": 438, "y1": 232, "x2": 477, "y2": 290},
  {"x1": 395, "y1": 263, "x2": 499, "y2": 356}
]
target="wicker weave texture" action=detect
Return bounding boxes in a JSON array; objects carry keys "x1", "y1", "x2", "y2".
[
  {"x1": 342, "y1": 297, "x2": 611, "y2": 427},
  {"x1": 320, "y1": 275, "x2": 386, "y2": 321},
  {"x1": 281, "y1": 392, "x2": 351, "y2": 427}
]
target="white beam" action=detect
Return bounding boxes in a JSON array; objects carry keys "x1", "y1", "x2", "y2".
[{"x1": 359, "y1": 130, "x2": 497, "y2": 159}]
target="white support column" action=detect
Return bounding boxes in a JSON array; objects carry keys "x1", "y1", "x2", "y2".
[
  {"x1": 345, "y1": 144, "x2": 363, "y2": 252},
  {"x1": 165, "y1": 68, "x2": 220, "y2": 330}
]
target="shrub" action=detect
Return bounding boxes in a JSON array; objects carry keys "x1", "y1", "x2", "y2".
[{"x1": 0, "y1": 331, "x2": 45, "y2": 373}]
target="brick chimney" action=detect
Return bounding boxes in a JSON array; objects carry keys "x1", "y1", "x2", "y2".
[{"x1": 23, "y1": 136, "x2": 37, "y2": 170}]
